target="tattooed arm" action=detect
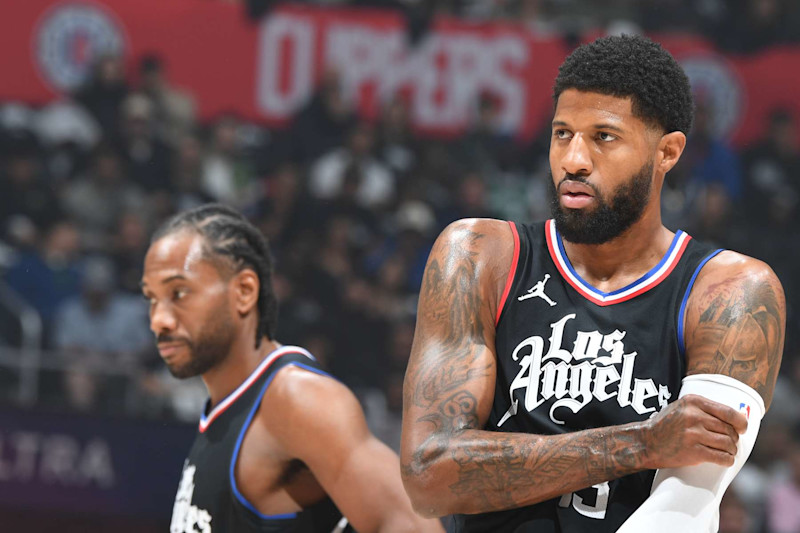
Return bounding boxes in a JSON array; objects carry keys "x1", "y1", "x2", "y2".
[
  {"x1": 400, "y1": 219, "x2": 745, "y2": 517},
  {"x1": 684, "y1": 251, "x2": 785, "y2": 409},
  {"x1": 613, "y1": 252, "x2": 785, "y2": 532}
]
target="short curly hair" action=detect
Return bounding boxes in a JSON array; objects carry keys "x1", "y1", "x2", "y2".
[{"x1": 553, "y1": 34, "x2": 694, "y2": 135}]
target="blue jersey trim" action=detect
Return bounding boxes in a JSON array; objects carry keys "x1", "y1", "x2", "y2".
[
  {"x1": 229, "y1": 361, "x2": 333, "y2": 521},
  {"x1": 677, "y1": 249, "x2": 724, "y2": 357},
  {"x1": 555, "y1": 229, "x2": 686, "y2": 297}
]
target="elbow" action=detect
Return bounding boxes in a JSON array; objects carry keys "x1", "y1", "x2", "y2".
[{"x1": 400, "y1": 445, "x2": 453, "y2": 518}]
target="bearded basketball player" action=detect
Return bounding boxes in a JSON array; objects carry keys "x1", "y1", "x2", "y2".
[
  {"x1": 141, "y1": 204, "x2": 443, "y2": 532},
  {"x1": 401, "y1": 34, "x2": 784, "y2": 533}
]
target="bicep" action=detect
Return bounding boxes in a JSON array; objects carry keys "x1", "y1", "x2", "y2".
[{"x1": 684, "y1": 254, "x2": 786, "y2": 409}]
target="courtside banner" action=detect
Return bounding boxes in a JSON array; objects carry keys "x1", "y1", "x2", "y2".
[
  {"x1": 0, "y1": 408, "x2": 194, "y2": 517},
  {"x1": 2, "y1": 0, "x2": 799, "y2": 144}
]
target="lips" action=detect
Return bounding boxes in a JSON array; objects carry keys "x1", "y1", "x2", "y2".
[
  {"x1": 560, "y1": 181, "x2": 595, "y2": 197},
  {"x1": 157, "y1": 342, "x2": 187, "y2": 358},
  {"x1": 559, "y1": 180, "x2": 596, "y2": 209}
]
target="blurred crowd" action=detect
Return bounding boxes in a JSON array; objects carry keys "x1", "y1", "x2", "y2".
[{"x1": 2, "y1": 3, "x2": 800, "y2": 531}]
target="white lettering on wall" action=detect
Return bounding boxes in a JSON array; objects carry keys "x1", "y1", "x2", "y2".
[
  {"x1": 0, "y1": 431, "x2": 115, "y2": 488},
  {"x1": 256, "y1": 13, "x2": 315, "y2": 116},
  {"x1": 256, "y1": 13, "x2": 528, "y2": 131}
]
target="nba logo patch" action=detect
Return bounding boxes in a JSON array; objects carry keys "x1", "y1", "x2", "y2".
[{"x1": 739, "y1": 402, "x2": 750, "y2": 420}]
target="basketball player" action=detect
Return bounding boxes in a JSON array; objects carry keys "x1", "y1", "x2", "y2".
[
  {"x1": 141, "y1": 204, "x2": 443, "y2": 532},
  {"x1": 400, "y1": 35, "x2": 785, "y2": 532}
]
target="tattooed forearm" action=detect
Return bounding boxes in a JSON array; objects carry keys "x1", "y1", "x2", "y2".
[
  {"x1": 403, "y1": 388, "x2": 648, "y2": 514},
  {"x1": 687, "y1": 269, "x2": 785, "y2": 407}
]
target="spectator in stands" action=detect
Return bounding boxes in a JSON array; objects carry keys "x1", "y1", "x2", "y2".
[
  {"x1": 376, "y1": 94, "x2": 418, "y2": 178},
  {"x1": 34, "y1": 100, "x2": 100, "y2": 184},
  {"x1": 3, "y1": 221, "x2": 82, "y2": 333},
  {"x1": 453, "y1": 91, "x2": 515, "y2": 177},
  {"x1": 171, "y1": 133, "x2": 214, "y2": 212},
  {"x1": 439, "y1": 171, "x2": 497, "y2": 226},
  {"x1": 767, "y1": 430, "x2": 800, "y2": 532},
  {"x1": 111, "y1": 212, "x2": 150, "y2": 295},
  {"x1": 116, "y1": 93, "x2": 174, "y2": 193},
  {"x1": 662, "y1": 96, "x2": 742, "y2": 239},
  {"x1": 255, "y1": 163, "x2": 324, "y2": 249},
  {"x1": 718, "y1": 487, "x2": 755, "y2": 533},
  {"x1": 200, "y1": 114, "x2": 256, "y2": 206},
  {"x1": 53, "y1": 257, "x2": 151, "y2": 412},
  {"x1": 74, "y1": 54, "x2": 129, "y2": 138},
  {"x1": 61, "y1": 143, "x2": 147, "y2": 250},
  {"x1": 716, "y1": 0, "x2": 795, "y2": 54},
  {"x1": 289, "y1": 69, "x2": 356, "y2": 162},
  {"x1": 0, "y1": 137, "x2": 63, "y2": 240},
  {"x1": 137, "y1": 53, "x2": 196, "y2": 146},
  {"x1": 309, "y1": 121, "x2": 395, "y2": 210},
  {"x1": 739, "y1": 110, "x2": 800, "y2": 328},
  {"x1": 330, "y1": 276, "x2": 390, "y2": 392},
  {"x1": 742, "y1": 109, "x2": 800, "y2": 222}
]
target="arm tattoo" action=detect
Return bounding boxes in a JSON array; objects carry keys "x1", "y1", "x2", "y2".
[
  {"x1": 405, "y1": 389, "x2": 646, "y2": 511},
  {"x1": 403, "y1": 223, "x2": 651, "y2": 514},
  {"x1": 689, "y1": 272, "x2": 785, "y2": 405},
  {"x1": 407, "y1": 230, "x2": 492, "y2": 409}
]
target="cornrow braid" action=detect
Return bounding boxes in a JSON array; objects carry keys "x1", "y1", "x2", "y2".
[{"x1": 152, "y1": 203, "x2": 278, "y2": 348}]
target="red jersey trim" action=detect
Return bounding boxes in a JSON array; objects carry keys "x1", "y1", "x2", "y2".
[{"x1": 496, "y1": 221, "x2": 521, "y2": 326}]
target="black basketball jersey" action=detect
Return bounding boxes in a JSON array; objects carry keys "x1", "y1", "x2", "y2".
[
  {"x1": 454, "y1": 220, "x2": 722, "y2": 533},
  {"x1": 170, "y1": 345, "x2": 347, "y2": 533}
]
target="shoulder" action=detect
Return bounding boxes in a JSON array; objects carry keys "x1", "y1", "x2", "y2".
[
  {"x1": 259, "y1": 365, "x2": 368, "y2": 450},
  {"x1": 432, "y1": 218, "x2": 516, "y2": 271},
  {"x1": 689, "y1": 250, "x2": 784, "y2": 308},
  {"x1": 436, "y1": 218, "x2": 514, "y2": 246},
  {"x1": 684, "y1": 250, "x2": 786, "y2": 407}
]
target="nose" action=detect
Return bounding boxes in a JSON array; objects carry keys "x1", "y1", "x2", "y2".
[
  {"x1": 560, "y1": 133, "x2": 593, "y2": 177},
  {"x1": 149, "y1": 300, "x2": 177, "y2": 336}
]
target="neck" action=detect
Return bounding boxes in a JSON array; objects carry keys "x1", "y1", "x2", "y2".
[
  {"x1": 559, "y1": 204, "x2": 673, "y2": 292},
  {"x1": 202, "y1": 334, "x2": 281, "y2": 409}
]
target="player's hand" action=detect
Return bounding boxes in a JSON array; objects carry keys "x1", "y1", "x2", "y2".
[{"x1": 642, "y1": 394, "x2": 748, "y2": 469}]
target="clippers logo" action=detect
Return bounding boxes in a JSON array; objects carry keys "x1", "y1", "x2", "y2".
[
  {"x1": 34, "y1": 3, "x2": 127, "y2": 92},
  {"x1": 739, "y1": 402, "x2": 751, "y2": 420},
  {"x1": 679, "y1": 55, "x2": 743, "y2": 140}
]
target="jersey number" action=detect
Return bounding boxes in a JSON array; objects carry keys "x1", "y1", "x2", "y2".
[{"x1": 557, "y1": 481, "x2": 609, "y2": 519}]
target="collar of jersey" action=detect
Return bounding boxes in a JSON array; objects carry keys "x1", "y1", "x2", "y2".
[
  {"x1": 545, "y1": 219, "x2": 691, "y2": 306},
  {"x1": 198, "y1": 345, "x2": 315, "y2": 432}
]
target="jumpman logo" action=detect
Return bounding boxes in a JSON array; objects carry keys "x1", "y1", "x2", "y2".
[{"x1": 518, "y1": 274, "x2": 557, "y2": 306}]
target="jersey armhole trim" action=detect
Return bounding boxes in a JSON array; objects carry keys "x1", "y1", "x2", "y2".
[
  {"x1": 229, "y1": 362, "x2": 333, "y2": 521},
  {"x1": 677, "y1": 249, "x2": 725, "y2": 358},
  {"x1": 495, "y1": 220, "x2": 521, "y2": 327}
]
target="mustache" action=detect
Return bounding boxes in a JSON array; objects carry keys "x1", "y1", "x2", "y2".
[
  {"x1": 156, "y1": 334, "x2": 191, "y2": 345},
  {"x1": 558, "y1": 172, "x2": 592, "y2": 186}
]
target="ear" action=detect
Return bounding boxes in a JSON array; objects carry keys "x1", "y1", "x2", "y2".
[
  {"x1": 656, "y1": 131, "x2": 687, "y2": 175},
  {"x1": 232, "y1": 268, "x2": 260, "y2": 316}
]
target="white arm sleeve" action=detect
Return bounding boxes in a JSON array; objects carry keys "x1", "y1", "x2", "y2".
[{"x1": 616, "y1": 374, "x2": 764, "y2": 533}]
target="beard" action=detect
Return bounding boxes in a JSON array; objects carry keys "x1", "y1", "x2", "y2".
[
  {"x1": 549, "y1": 160, "x2": 654, "y2": 245},
  {"x1": 159, "y1": 309, "x2": 237, "y2": 379}
]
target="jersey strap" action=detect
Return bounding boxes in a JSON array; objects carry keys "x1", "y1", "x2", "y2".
[{"x1": 198, "y1": 345, "x2": 316, "y2": 432}]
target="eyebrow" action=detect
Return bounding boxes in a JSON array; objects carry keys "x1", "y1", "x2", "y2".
[
  {"x1": 139, "y1": 274, "x2": 189, "y2": 290},
  {"x1": 594, "y1": 123, "x2": 626, "y2": 134},
  {"x1": 551, "y1": 120, "x2": 626, "y2": 134}
]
